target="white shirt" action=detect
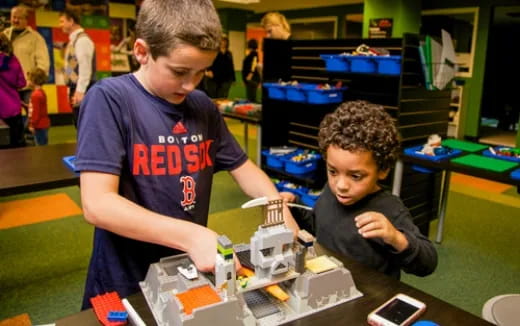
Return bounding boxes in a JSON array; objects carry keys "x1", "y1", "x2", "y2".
[{"x1": 65, "y1": 28, "x2": 95, "y2": 93}]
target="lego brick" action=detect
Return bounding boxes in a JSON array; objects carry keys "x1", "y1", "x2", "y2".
[
  {"x1": 90, "y1": 292, "x2": 128, "y2": 326},
  {"x1": 51, "y1": 0, "x2": 66, "y2": 11},
  {"x1": 42, "y1": 84, "x2": 58, "y2": 114},
  {"x1": 96, "y1": 71, "x2": 112, "y2": 80},
  {"x1": 305, "y1": 256, "x2": 338, "y2": 274},
  {"x1": 109, "y1": 3, "x2": 136, "y2": 19},
  {"x1": 53, "y1": 48, "x2": 65, "y2": 85},
  {"x1": 175, "y1": 285, "x2": 222, "y2": 315},
  {"x1": 243, "y1": 289, "x2": 280, "y2": 319},
  {"x1": 52, "y1": 27, "x2": 69, "y2": 44},
  {"x1": 82, "y1": 15, "x2": 110, "y2": 29},
  {"x1": 56, "y1": 85, "x2": 71, "y2": 113},
  {"x1": 35, "y1": 9, "x2": 60, "y2": 28},
  {"x1": 37, "y1": 27, "x2": 55, "y2": 84},
  {"x1": 85, "y1": 29, "x2": 111, "y2": 43},
  {"x1": 107, "y1": 311, "x2": 128, "y2": 322}
]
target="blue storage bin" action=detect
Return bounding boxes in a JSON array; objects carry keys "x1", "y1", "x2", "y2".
[
  {"x1": 300, "y1": 189, "x2": 321, "y2": 208},
  {"x1": 510, "y1": 168, "x2": 520, "y2": 180},
  {"x1": 262, "y1": 149, "x2": 302, "y2": 169},
  {"x1": 277, "y1": 180, "x2": 308, "y2": 196},
  {"x1": 283, "y1": 152, "x2": 322, "y2": 175},
  {"x1": 482, "y1": 148, "x2": 520, "y2": 163},
  {"x1": 320, "y1": 54, "x2": 350, "y2": 72},
  {"x1": 286, "y1": 83, "x2": 312, "y2": 103},
  {"x1": 403, "y1": 145, "x2": 463, "y2": 162},
  {"x1": 304, "y1": 85, "x2": 347, "y2": 104},
  {"x1": 348, "y1": 56, "x2": 376, "y2": 73},
  {"x1": 375, "y1": 55, "x2": 402, "y2": 75},
  {"x1": 263, "y1": 83, "x2": 287, "y2": 100}
]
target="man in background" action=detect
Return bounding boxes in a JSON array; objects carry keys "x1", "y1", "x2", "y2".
[
  {"x1": 59, "y1": 10, "x2": 95, "y2": 128},
  {"x1": 3, "y1": 5, "x2": 49, "y2": 114}
]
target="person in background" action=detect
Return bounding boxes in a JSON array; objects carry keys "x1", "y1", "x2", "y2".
[
  {"x1": 0, "y1": 34, "x2": 26, "y2": 148},
  {"x1": 283, "y1": 101, "x2": 437, "y2": 279},
  {"x1": 27, "y1": 67, "x2": 50, "y2": 146},
  {"x1": 261, "y1": 11, "x2": 291, "y2": 40},
  {"x1": 241, "y1": 39, "x2": 261, "y2": 102},
  {"x1": 204, "y1": 35, "x2": 235, "y2": 99},
  {"x1": 59, "y1": 10, "x2": 95, "y2": 128},
  {"x1": 75, "y1": 0, "x2": 298, "y2": 309},
  {"x1": 3, "y1": 5, "x2": 49, "y2": 118}
]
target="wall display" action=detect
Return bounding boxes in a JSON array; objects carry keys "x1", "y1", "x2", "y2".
[{"x1": 1, "y1": 0, "x2": 141, "y2": 114}]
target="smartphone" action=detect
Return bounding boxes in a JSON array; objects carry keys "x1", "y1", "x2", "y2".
[{"x1": 367, "y1": 293, "x2": 426, "y2": 326}]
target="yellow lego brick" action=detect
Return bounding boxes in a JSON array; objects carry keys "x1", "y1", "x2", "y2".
[
  {"x1": 35, "y1": 10, "x2": 61, "y2": 28},
  {"x1": 305, "y1": 256, "x2": 338, "y2": 274},
  {"x1": 42, "y1": 84, "x2": 58, "y2": 114},
  {"x1": 109, "y1": 3, "x2": 136, "y2": 19}
]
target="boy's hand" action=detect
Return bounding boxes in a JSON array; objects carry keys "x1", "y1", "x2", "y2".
[
  {"x1": 354, "y1": 211, "x2": 409, "y2": 252},
  {"x1": 280, "y1": 191, "x2": 297, "y2": 203},
  {"x1": 186, "y1": 225, "x2": 242, "y2": 273}
]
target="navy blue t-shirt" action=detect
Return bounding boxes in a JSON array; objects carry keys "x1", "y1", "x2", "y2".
[{"x1": 75, "y1": 74, "x2": 247, "y2": 308}]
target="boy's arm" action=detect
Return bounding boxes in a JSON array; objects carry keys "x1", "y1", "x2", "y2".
[
  {"x1": 229, "y1": 159, "x2": 300, "y2": 234},
  {"x1": 355, "y1": 210, "x2": 437, "y2": 276},
  {"x1": 80, "y1": 171, "x2": 220, "y2": 272}
]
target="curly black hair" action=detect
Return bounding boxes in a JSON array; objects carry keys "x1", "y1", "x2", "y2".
[{"x1": 318, "y1": 100, "x2": 401, "y2": 172}]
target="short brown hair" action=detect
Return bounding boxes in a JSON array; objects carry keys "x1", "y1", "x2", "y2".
[
  {"x1": 60, "y1": 9, "x2": 80, "y2": 25},
  {"x1": 28, "y1": 67, "x2": 48, "y2": 86},
  {"x1": 136, "y1": 0, "x2": 222, "y2": 60},
  {"x1": 318, "y1": 100, "x2": 401, "y2": 172}
]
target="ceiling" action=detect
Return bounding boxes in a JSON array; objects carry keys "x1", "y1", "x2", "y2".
[{"x1": 212, "y1": 0, "x2": 363, "y2": 14}]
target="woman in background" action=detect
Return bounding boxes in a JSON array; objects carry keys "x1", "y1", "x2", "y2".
[
  {"x1": 241, "y1": 39, "x2": 261, "y2": 102},
  {"x1": 0, "y1": 33, "x2": 26, "y2": 148}
]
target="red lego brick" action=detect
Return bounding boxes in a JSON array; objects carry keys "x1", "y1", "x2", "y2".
[{"x1": 90, "y1": 292, "x2": 128, "y2": 326}]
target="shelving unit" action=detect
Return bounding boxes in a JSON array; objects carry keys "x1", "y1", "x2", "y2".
[
  {"x1": 261, "y1": 34, "x2": 451, "y2": 235},
  {"x1": 448, "y1": 85, "x2": 463, "y2": 138}
]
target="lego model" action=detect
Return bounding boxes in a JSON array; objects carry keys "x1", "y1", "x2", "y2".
[{"x1": 140, "y1": 198, "x2": 362, "y2": 325}]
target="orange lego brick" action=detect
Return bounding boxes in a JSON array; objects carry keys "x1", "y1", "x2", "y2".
[
  {"x1": 90, "y1": 292, "x2": 128, "y2": 326},
  {"x1": 175, "y1": 285, "x2": 222, "y2": 315}
]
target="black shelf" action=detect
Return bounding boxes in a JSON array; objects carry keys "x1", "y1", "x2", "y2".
[{"x1": 261, "y1": 34, "x2": 451, "y2": 235}]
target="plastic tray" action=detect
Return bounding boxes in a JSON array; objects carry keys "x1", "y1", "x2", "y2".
[
  {"x1": 403, "y1": 145, "x2": 463, "y2": 162},
  {"x1": 263, "y1": 82, "x2": 287, "y2": 100},
  {"x1": 277, "y1": 180, "x2": 308, "y2": 196},
  {"x1": 262, "y1": 149, "x2": 301, "y2": 169},
  {"x1": 482, "y1": 148, "x2": 520, "y2": 163},
  {"x1": 283, "y1": 152, "x2": 322, "y2": 175},
  {"x1": 320, "y1": 54, "x2": 350, "y2": 72},
  {"x1": 299, "y1": 189, "x2": 321, "y2": 208},
  {"x1": 510, "y1": 168, "x2": 520, "y2": 180},
  {"x1": 62, "y1": 155, "x2": 79, "y2": 175},
  {"x1": 374, "y1": 55, "x2": 401, "y2": 75},
  {"x1": 304, "y1": 85, "x2": 346, "y2": 104},
  {"x1": 348, "y1": 56, "x2": 376, "y2": 73},
  {"x1": 286, "y1": 83, "x2": 313, "y2": 103}
]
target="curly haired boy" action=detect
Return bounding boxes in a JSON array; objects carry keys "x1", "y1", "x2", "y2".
[{"x1": 288, "y1": 100, "x2": 437, "y2": 279}]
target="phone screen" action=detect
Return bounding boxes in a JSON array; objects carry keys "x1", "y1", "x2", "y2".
[{"x1": 375, "y1": 298, "x2": 420, "y2": 324}]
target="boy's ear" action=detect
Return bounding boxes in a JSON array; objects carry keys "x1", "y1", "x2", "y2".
[
  {"x1": 134, "y1": 38, "x2": 150, "y2": 65},
  {"x1": 378, "y1": 168, "x2": 390, "y2": 180}
]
